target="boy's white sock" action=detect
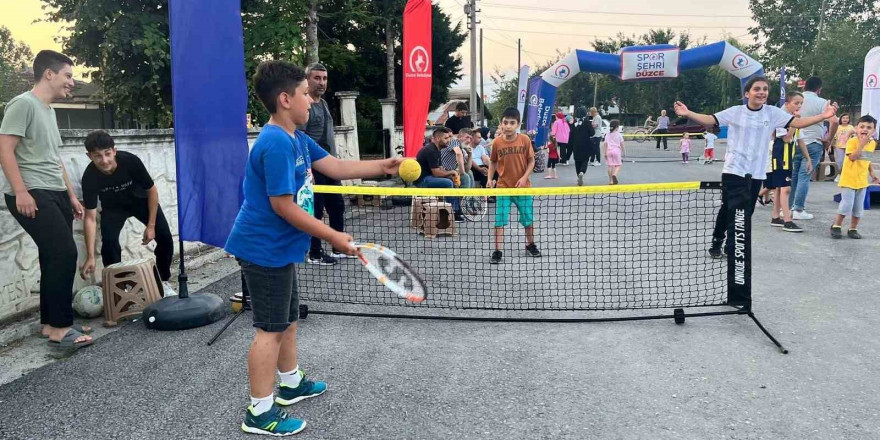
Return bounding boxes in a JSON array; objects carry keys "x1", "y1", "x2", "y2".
[
  {"x1": 279, "y1": 366, "x2": 302, "y2": 388},
  {"x1": 250, "y1": 394, "x2": 274, "y2": 416}
]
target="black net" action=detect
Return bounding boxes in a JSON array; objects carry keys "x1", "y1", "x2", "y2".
[{"x1": 297, "y1": 183, "x2": 728, "y2": 311}]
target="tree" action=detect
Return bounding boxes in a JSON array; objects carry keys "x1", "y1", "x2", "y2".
[
  {"x1": 316, "y1": 1, "x2": 464, "y2": 133},
  {"x1": 748, "y1": 0, "x2": 876, "y2": 72},
  {"x1": 0, "y1": 26, "x2": 34, "y2": 105},
  {"x1": 44, "y1": 0, "x2": 174, "y2": 127},
  {"x1": 43, "y1": 0, "x2": 311, "y2": 127},
  {"x1": 804, "y1": 20, "x2": 880, "y2": 108}
]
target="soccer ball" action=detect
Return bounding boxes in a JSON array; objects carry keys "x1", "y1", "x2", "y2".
[
  {"x1": 73, "y1": 286, "x2": 104, "y2": 318},
  {"x1": 398, "y1": 158, "x2": 421, "y2": 183}
]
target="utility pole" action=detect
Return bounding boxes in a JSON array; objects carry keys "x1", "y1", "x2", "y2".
[
  {"x1": 517, "y1": 38, "x2": 521, "y2": 71},
  {"x1": 812, "y1": 0, "x2": 827, "y2": 75},
  {"x1": 480, "y1": 29, "x2": 484, "y2": 126},
  {"x1": 466, "y1": 0, "x2": 479, "y2": 126},
  {"x1": 593, "y1": 74, "x2": 598, "y2": 108}
]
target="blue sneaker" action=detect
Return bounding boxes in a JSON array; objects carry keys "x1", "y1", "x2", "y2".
[
  {"x1": 241, "y1": 403, "x2": 306, "y2": 436},
  {"x1": 275, "y1": 373, "x2": 327, "y2": 406}
]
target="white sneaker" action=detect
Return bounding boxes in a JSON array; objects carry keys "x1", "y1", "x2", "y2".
[
  {"x1": 162, "y1": 282, "x2": 178, "y2": 297},
  {"x1": 834, "y1": 175, "x2": 840, "y2": 182},
  {"x1": 577, "y1": 172, "x2": 584, "y2": 186},
  {"x1": 592, "y1": 161, "x2": 601, "y2": 167},
  {"x1": 792, "y1": 210, "x2": 814, "y2": 220},
  {"x1": 328, "y1": 250, "x2": 357, "y2": 259}
]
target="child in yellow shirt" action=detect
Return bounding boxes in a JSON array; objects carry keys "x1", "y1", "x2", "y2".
[{"x1": 831, "y1": 115, "x2": 880, "y2": 239}]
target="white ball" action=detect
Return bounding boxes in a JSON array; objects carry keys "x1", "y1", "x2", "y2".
[{"x1": 73, "y1": 286, "x2": 104, "y2": 318}]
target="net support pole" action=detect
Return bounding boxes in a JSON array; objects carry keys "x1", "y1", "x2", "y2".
[{"x1": 726, "y1": 174, "x2": 788, "y2": 354}]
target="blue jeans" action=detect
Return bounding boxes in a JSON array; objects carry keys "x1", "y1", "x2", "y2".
[
  {"x1": 418, "y1": 176, "x2": 460, "y2": 211},
  {"x1": 789, "y1": 141, "x2": 824, "y2": 211}
]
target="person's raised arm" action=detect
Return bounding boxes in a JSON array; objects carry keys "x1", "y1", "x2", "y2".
[
  {"x1": 312, "y1": 155, "x2": 402, "y2": 181},
  {"x1": 790, "y1": 101, "x2": 838, "y2": 129},
  {"x1": 673, "y1": 101, "x2": 717, "y2": 127}
]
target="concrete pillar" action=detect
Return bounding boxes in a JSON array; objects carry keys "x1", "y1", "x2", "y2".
[
  {"x1": 335, "y1": 91, "x2": 360, "y2": 162},
  {"x1": 378, "y1": 98, "x2": 398, "y2": 157}
]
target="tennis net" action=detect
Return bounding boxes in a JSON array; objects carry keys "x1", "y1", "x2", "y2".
[{"x1": 297, "y1": 182, "x2": 742, "y2": 312}]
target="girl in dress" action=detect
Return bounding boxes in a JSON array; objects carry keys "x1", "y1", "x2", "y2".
[{"x1": 603, "y1": 120, "x2": 625, "y2": 184}]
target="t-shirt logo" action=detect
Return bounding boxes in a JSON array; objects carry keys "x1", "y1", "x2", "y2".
[
  {"x1": 296, "y1": 155, "x2": 305, "y2": 166},
  {"x1": 763, "y1": 120, "x2": 769, "y2": 127}
]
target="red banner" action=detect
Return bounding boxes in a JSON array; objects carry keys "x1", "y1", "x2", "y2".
[{"x1": 403, "y1": 0, "x2": 432, "y2": 157}]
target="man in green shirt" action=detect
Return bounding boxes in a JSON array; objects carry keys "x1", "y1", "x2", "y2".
[{"x1": 0, "y1": 50, "x2": 92, "y2": 354}]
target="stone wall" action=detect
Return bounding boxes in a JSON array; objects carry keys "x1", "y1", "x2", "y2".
[{"x1": 0, "y1": 125, "x2": 360, "y2": 323}]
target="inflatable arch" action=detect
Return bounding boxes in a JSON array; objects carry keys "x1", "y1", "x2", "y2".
[{"x1": 525, "y1": 41, "x2": 764, "y2": 145}]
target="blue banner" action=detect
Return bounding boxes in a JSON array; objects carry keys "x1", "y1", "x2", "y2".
[
  {"x1": 525, "y1": 76, "x2": 542, "y2": 133},
  {"x1": 534, "y1": 81, "x2": 556, "y2": 148},
  {"x1": 169, "y1": 0, "x2": 248, "y2": 248}
]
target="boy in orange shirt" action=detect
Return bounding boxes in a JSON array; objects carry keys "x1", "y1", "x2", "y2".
[{"x1": 487, "y1": 107, "x2": 541, "y2": 264}]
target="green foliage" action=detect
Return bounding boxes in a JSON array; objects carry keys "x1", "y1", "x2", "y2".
[
  {"x1": 242, "y1": 0, "x2": 309, "y2": 124},
  {"x1": 804, "y1": 21, "x2": 880, "y2": 108},
  {"x1": 43, "y1": 0, "x2": 173, "y2": 126},
  {"x1": 748, "y1": 0, "x2": 875, "y2": 71},
  {"x1": 316, "y1": 0, "x2": 464, "y2": 131},
  {"x1": 40, "y1": 0, "x2": 465, "y2": 130},
  {"x1": 749, "y1": 0, "x2": 880, "y2": 107},
  {"x1": 0, "y1": 26, "x2": 34, "y2": 105}
]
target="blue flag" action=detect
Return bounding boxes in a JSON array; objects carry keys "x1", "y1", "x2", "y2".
[
  {"x1": 169, "y1": 0, "x2": 248, "y2": 248},
  {"x1": 778, "y1": 67, "x2": 786, "y2": 107}
]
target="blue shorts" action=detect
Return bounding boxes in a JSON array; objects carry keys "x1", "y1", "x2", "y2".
[{"x1": 494, "y1": 196, "x2": 534, "y2": 227}]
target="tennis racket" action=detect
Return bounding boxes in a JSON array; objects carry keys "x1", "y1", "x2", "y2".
[
  {"x1": 354, "y1": 243, "x2": 427, "y2": 303},
  {"x1": 461, "y1": 195, "x2": 488, "y2": 221}
]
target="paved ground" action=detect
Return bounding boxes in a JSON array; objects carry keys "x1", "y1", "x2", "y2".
[{"x1": 1, "y1": 140, "x2": 879, "y2": 440}]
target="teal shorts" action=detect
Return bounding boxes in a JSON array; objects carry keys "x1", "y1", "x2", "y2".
[{"x1": 494, "y1": 196, "x2": 534, "y2": 227}]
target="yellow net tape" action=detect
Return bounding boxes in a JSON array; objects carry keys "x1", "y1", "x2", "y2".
[{"x1": 315, "y1": 181, "x2": 704, "y2": 197}]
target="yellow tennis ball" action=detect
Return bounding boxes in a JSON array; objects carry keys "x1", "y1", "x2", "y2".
[{"x1": 398, "y1": 158, "x2": 422, "y2": 182}]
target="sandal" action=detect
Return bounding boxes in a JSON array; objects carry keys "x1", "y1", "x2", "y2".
[
  {"x1": 40, "y1": 324, "x2": 93, "y2": 339},
  {"x1": 48, "y1": 328, "x2": 94, "y2": 357}
]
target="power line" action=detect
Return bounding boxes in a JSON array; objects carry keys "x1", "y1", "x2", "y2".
[
  {"x1": 481, "y1": 14, "x2": 752, "y2": 29},
  {"x1": 482, "y1": 27, "x2": 616, "y2": 38},
  {"x1": 483, "y1": 26, "x2": 758, "y2": 41},
  {"x1": 482, "y1": 34, "x2": 556, "y2": 59},
  {"x1": 480, "y1": 2, "x2": 816, "y2": 18}
]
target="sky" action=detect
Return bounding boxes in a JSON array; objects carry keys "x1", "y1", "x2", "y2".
[
  {"x1": 1, "y1": 0, "x2": 759, "y2": 96},
  {"x1": 0, "y1": 0, "x2": 94, "y2": 79},
  {"x1": 438, "y1": 0, "x2": 760, "y2": 96}
]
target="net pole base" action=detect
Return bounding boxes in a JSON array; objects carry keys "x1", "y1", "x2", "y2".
[
  {"x1": 207, "y1": 289, "x2": 251, "y2": 346},
  {"x1": 748, "y1": 312, "x2": 789, "y2": 354}
]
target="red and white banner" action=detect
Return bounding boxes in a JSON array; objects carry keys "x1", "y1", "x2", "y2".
[{"x1": 403, "y1": 0, "x2": 432, "y2": 157}]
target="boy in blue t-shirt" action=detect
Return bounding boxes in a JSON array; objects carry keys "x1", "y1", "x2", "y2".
[{"x1": 225, "y1": 61, "x2": 401, "y2": 436}]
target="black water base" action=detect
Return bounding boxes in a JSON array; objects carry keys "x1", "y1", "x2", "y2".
[{"x1": 143, "y1": 293, "x2": 226, "y2": 331}]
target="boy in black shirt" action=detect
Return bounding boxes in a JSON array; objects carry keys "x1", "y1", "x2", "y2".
[
  {"x1": 444, "y1": 102, "x2": 474, "y2": 135},
  {"x1": 79, "y1": 131, "x2": 174, "y2": 293}
]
